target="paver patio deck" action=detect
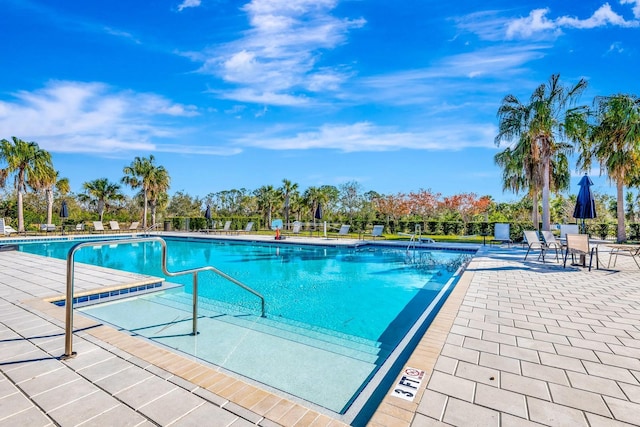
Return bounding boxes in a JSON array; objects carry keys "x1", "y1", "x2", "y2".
[{"x1": 1, "y1": 233, "x2": 640, "y2": 426}]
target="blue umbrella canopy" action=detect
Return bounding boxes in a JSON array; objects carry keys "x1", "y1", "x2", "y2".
[
  {"x1": 314, "y1": 204, "x2": 323, "y2": 220},
  {"x1": 573, "y1": 174, "x2": 597, "y2": 219},
  {"x1": 59, "y1": 200, "x2": 69, "y2": 218}
]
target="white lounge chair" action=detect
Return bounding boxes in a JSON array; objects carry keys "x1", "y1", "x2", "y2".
[
  {"x1": 0, "y1": 218, "x2": 18, "y2": 236},
  {"x1": 490, "y1": 223, "x2": 512, "y2": 246},
  {"x1": 236, "y1": 222, "x2": 254, "y2": 234},
  {"x1": 92, "y1": 221, "x2": 105, "y2": 233},
  {"x1": 74, "y1": 223, "x2": 85, "y2": 233},
  {"x1": 333, "y1": 224, "x2": 351, "y2": 238},
  {"x1": 290, "y1": 221, "x2": 302, "y2": 234},
  {"x1": 109, "y1": 221, "x2": 121, "y2": 232},
  {"x1": 40, "y1": 224, "x2": 57, "y2": 233},
  {"x1": 212, "y1": 220, "x2": 232, "y2": 234},
  {"x1": 128, "y1": 221, "x2": 140, "y2": 231},
  {"x1": 369, "y1": 225, "x2": 385, "y2": 240}
]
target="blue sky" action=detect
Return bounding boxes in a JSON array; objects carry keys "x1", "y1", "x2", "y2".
[{"x1": 1, "y1": 0, "x2": 639, "y2": 202}]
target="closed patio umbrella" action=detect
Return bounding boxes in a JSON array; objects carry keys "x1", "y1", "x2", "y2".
[
  {"x1": 204, "y1": 204, "x2": 211, "y2": 229},
  {"x1": 60, "y1": 200, "x2": 69, "y2": 235},
  {"x1": 573, "y1": 174, "x2": 597, "y2": 234}
]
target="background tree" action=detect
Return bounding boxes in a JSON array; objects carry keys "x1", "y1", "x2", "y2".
[
  {"x1": 496, "y1": 74, "x2": 589, "y2": 231},
  {"x1": 79, "y1": 178, "x2": 124, "y2": 221},
  {"x1": 254, "y1": 185, "x2": 280, "y2": 227},
  {"x1": 0, "y1": 137, "x2": 54, "y2": 231},
  {"x1": 581, "y1": 94, "x2": 640, "y2": 242},
  {"x1": 279, "y1": 179, "x2": 299, "y2": 229},
  {"x1": 122, "y1": 155, "x2": 169, "y2": 229}
]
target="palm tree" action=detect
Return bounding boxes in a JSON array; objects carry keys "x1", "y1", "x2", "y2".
[
  {"x1": 496, "y1": 74, "x2": 589, "y2": 231},
  {"x1": 583, "y1": 94, "x2": 640, "y2": 242},
  {"x1": 122, "y1": 155, "x2": 169, "y2": 228},
  {"x1": 254, "y1": 185, "x2": 280, "y2": 227},
  {"x1": 0, "y1": 137, "x2": 54, "y2": 232},
  {"x1": 279, "y1": 179, "x2": 299, "y2": 229},
  {"x1": 28, "y1": 165, "x2": 57, "y2": 226},
  {"x1": 147, "y1": 166, "x2": 171, "y2": 226},
  {"x1": 80, "y1": 178, "x2": 124, "y2": 221}
]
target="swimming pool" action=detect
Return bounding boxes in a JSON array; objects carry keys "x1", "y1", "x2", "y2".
[{"x1": 17, "y1": 237, "x2": 473, "y2": 419}]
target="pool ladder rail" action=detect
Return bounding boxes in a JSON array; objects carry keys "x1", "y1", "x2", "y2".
[{"x1": 62, "y1": 237, "x2": 265, "y2": 359}]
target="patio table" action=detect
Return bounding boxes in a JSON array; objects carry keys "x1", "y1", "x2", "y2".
[{"x1": 605, "y1": 243, "x2": 640, "y2": 269}]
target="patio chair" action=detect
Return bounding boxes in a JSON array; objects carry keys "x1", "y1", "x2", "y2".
[
  {"x1": 523, "y1": 230, "x2": 550, "y2": 262},
  {"x1": 290, "y1": 221, "x2": 302, "y2": 234},
  {"x1": 490, "y1": 223, "x2": 512, "y2": 246},
  {"x1": 0, "y1": 218, "x2": 18, "y2": 236},
  {"x1": 128, "y1": 221, "x2": 140, "y2": 231},
  {"x1": 563, "y1": 233, "x2": 599, "y2": 271},
  {"x1": 109, "y1": 221, "x2": 121, "y2": 233},
  {"x1": 92, "y1": 221, "x2": 105, "y2": 234},
  {"x1": 560, "y1": 224, "x2": 580, "y2": 242},
  {"x1": 74, "y1": 223, "x2": 86, "y2": 233},
  {"x1": 540, "y1": 230, "x2": 562, "y2": 260}
]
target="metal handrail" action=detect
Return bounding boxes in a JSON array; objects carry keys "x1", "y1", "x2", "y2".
[
  {"x1": 62, "y1": 237, "x2": 265, "y2": 359},
  {"x1": 142, "y1": 223, "x2": 158, "y2": 233}
]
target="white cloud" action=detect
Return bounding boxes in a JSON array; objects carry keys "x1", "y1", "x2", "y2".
[
  {"x1": 235, "y1": 122, "x2": 497, "y2": 152},
  {"x1": 505, "y1": 4, "x2": 639, "y2": 39},
  {"x1": 0, "y1": 81, "x2": 200, "y2": 154},
  {"x1": 621, "y1": 0, "x2": 640, "y2": 18},
  {"x1": 194, "y1": 0, "x2": 365, "y2": 104},
  {"x1": 177, "y1": 0, "x2": 202, "y2": 12}
]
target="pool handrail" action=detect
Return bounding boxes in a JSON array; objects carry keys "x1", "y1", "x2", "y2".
[{"x1": 63, "y1": 236, "x2": 266, "y2": 359}]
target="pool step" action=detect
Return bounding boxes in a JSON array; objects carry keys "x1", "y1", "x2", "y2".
[{"x1": 151, "y1": 290, "x2": 392, "y2": 364}]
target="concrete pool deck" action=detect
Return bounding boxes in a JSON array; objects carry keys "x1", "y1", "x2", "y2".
[{"x1": 1, "y1": 232, "x2": 640, "y2": 426}]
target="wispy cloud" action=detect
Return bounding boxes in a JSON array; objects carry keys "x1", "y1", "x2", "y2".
[
  {"x1": 506, "y1": 4, "x2": 639, "y2": 39},
  {"x1": 177, "y1": 0, "x2": 202, "y2": 12},
  {"x1": 0, "y1": 81, "x2": 206, "y2": 155},
  {"x1": 194, "y1": 0, "x2": 365, "y2": 106},
  {"x1": 460, "y1": 3, "x2": 640, "y2": 41},
  {"x1": 234, "y1": 121, "x2": 497, "y2": 152}
]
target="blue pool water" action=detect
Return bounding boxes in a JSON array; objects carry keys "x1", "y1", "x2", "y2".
[{"x1": 18, "y1": 237, "x2": 472, "y2": 418}]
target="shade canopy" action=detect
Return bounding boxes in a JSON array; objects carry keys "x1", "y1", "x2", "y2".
[
  {"x1": 314, "y1": 204, "x2": 323, "y2": 220},
  {"x1": 573, "y1": 174, "x2": 597, "y2": 220},
  {"x1": 204, "y1": 204, "x2": 211, "y2": 220},
  {"x1": 59, "y1": 200, "x2": 69, "y2": 218}
]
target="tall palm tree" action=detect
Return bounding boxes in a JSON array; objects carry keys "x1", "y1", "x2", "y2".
[
  {"x1": 147, "y1": 166, "x2": 171, "y2": 226},
  {"x1": 0, "y1": 137, "x2": 54, "y2": 232},
  {"x1": 583, "y1": 94, "x2": 640, "y2": 242},
  {"x1": 28, "y1": 165, "x2": 57, "y2": 225},
  {"x1": 80, "y1": 178, "x2": 124, "y2": 221},
  {"x1": 122, "y1": 155, "x2": 169, "y2": 228},
  {"x1": 496, "y1": 74, "x2": 589, "y2": 231},
  {"x1": 279, "y1": 178, "x2": 299, "y2": 229},
  {"x1": 254, "y1": 185, "x2": 280, "y2": 227}
]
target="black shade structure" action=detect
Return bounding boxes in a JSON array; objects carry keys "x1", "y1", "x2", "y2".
[
  {"x1": 314, "y1": 204, "x2": 322, "y2": 220},
  {"x1": 573, "y1": 174, "x2": 597, "y2": 234}
]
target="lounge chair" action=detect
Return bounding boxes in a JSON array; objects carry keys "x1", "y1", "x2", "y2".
[
  {"x1": 128, "y1": 221, "x2": 140, "y2": 231},
  {"x1": 490, "y1": 223, "x2": 512, "y2": 246},
  {"x1": 0, "y1": 218, "x2": 18, "y2": 236},
  {"x1": 236, "y1": 222, "x2": 254, "y2": 234},
  {"x1": 563, "y1": 233, "x2": 599, "y2": 271},
  {"x1": 74, "y1": 223, "x2": 86, "y2": 233},
  {"x1": 92, "y1": 221, "x2": 105, "y2": 234},
  {"x1": 290, "y1": 221, "x2": 302, "y2": 234},
  {"x1": 212, "y1": 220, "x2": 232, "y2": 234},
  {"x1": 368, "y1": 225, "x2": 385, "y2": 240},
  {"x1": 108, "y1": 221, "x2": 121, "y2": 233},
  {"x1": 332, "y1": 224, "x2": 351, "y2": 238},
  {"x1": 523, "y1": 230, "x2": 551, "y2": 262},
  {"x1": 40, "y1": 224, "x2": 57, "y2": 233}
]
